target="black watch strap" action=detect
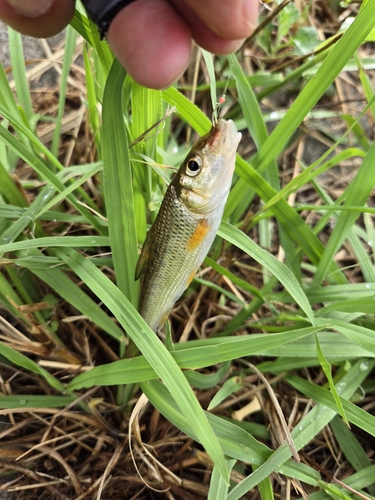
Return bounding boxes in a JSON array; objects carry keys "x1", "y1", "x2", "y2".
[{"x1": 81, "y1": 0, "x2": 137, "y2": 39}]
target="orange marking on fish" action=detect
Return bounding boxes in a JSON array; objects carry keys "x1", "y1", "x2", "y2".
[
  {"x1": 186, "y1": 218, "x2": 210, "y2": 251},
  {"x1": 186, "y1": 268, "x2": 198, "y2": 287}
]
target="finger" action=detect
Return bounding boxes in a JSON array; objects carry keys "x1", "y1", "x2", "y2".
[
  {"x1": 169, "y1": 0, "x2": 244, "y2": 55},
  {"x1": 107, "y1": 0, "x2": 192, "y2": 90},
  {"x1": 0, "y1": 0, "x2": 75, "y2": 38},
  {"x1": 179, "y1": 0, "x2": 258, "y2": 40}
]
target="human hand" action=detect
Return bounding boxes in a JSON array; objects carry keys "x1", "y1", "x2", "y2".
[{"x1": 0, "y1": 0, "x2": 258, "y2": 89}]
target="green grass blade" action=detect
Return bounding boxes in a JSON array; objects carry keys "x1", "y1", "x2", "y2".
[
  {"x1": 355, "y1": 52, "x2": 375, "y2": 121},
  {"x1": 205, "y1": 256, "x2": 264, "y2": 299},
  {"x1": 0, "y1": 184, "x2": 55, "y2": 249},
  {"x1": 315, "y1": 334, "x2": 349, "y2": 426},
  {"x1": 286, "y1": 363, "x2": 375, "y2": 439},
  {"x1": 70, "y1": 9, "x2": 114, "y2": 75},
  {"x1": 0, "y1": 395, "x2": 76, "y2": 409},
  {"x1": 208, "y1": 376, "x2": 243, "y2": 410},
  {"x1": 163, "y1": 86, "x2": 211, "y2": 134},
  {"x1": 0, "y1": 117, "x2": 104, "y2": 234},
  {"x1": 219, "y1": 221, "x2": 314, "y2": 324},
  {"x1": 131, "y1": 83, "x2": 163, "y2": 239},
  {"x1": 347, "y1": 232, "x2": 375, "y2": 283},
  {"x1": 316, "y1": 318, "x2": 375, "y2": 354},
  {"x1": 0, "y1": 268, "x2": 24, "y2": 312},
  {"x1": 102, "y1": 60, "x2": 139, "y2": 306},
  {"x1": 259, "y1": 148, "x2": 365, "y2": 216},
  {"x1": 143, "y1": 378, "x2": 323, "y2": 489},
  {"x1": 0, "y1": 158, "x2": 27, "y2": 206},
  {"x1": 250, "y1": 0, "x2": 375, "y2": 176},
  {"x1": 208, "y1": 458, "x2": 236, "y2": 500},
  {"x1": 68, "y1": 327, "x2": 319, "y2": 390},
  {"x1": 0, "y1": 235, "x2": 109, "y2": 253},
  {"x1": 0, "y1": 342, "x2": 64, "y2": 392},
  {"x1": 8, "y1": 28, "x2": 33, "y2": 120},
  {"x1": 233, "y1": 156, "x2": 345, "y2": 282},
  {"x1": 330, "y1": 415, "x2": 375, "y2": 496},
  {"x1": 57, "y1": 247, "x2": 229, "y2": 481},
  {"x1": 228, "y1": 54, "x2": 270, "y2": 152},
  {"x1": 143, "y1": 379, "x2": 271, "y2": 463},
  {"x1": 228, "y1": 359, "x2": 373, "y2": 499},
  {"x1": 30, "y1": 264, "x2": 125, "y2": 342},
  {"x1": 0, "y1": 56, "x2": 23, "y2": 120},
  {"x1": 70, "y1": 8, "x2": 94, "y2": 45},
  {"x1": 83, "y1": 45, "x2": 101, "y2": 152},
  {"x1": 258, "y1": 331, "x2": 374, "y2": 360},
  {"x1": 51, "y1": 26, "x2": 77, "y2": 157},
  {"x1": 312, "y1": 138, "x2": 375, "y2": 286},
  {"x1": 228, "y1": 54, "x2": 296, "y2": 285},
  {"x1": 184, "y1": 361, "x2": 230, "y2": 389},
  {"x1": 257, "y1": 471, "x2": 275, "y2": 500}
]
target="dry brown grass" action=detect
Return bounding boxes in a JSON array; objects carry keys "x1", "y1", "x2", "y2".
[{"x1": 1, "y1": 1, "x2": 375, "y2": 498}]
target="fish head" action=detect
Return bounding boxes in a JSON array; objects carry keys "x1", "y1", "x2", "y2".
[{"x1": 176, "y1": 119, "x2": 241, "y2": 214}]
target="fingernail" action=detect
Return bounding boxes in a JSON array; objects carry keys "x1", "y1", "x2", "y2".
[
  {"x1": 6, "y1": 0, "x2": 53, "y2": 17},
  {"x1": 243, "y1": 0, "x2": 259, "y2": 31}
]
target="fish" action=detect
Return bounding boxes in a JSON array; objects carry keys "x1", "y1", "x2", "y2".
[{"x1": 135, "y1": 118, "x2": 241, "y2": 332}]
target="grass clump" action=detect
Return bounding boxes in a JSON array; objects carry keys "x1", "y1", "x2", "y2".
[{"x1": 0, "y1": 1, "x2": 375, "y2": 498}]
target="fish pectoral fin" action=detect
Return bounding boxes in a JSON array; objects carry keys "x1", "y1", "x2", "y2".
[{"x1": 135, "y1": 232, "x2": 152, "y2": 280}]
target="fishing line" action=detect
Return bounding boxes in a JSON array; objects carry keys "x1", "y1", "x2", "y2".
[{"x1": 212, "y1": 73, "x2": 231, "y2": 125}]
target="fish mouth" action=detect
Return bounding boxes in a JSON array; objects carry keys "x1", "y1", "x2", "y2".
[{"x1": 209, "y1": 119, "x2": 242, "y2": 153}]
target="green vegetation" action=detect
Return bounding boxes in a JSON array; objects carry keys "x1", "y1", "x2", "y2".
[{"x1": 1, "y1": 1, "x2": 375, "y2": 498}]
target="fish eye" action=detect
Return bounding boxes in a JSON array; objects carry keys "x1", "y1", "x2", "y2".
[{"x1": 186, "y1": 156, "x2": 202, "y2": 177}]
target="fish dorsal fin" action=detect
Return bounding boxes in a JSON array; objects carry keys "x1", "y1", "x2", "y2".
[{"x1": 135, "y1": 230, "x2": 152, "y2": 280}]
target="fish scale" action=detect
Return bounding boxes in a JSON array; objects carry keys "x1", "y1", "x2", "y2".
[{"x1": 136, "y1": 119, "x2": 241, "y2": 332}]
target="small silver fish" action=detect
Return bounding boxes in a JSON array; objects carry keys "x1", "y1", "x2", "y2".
[{"x1": 136, "y1": 119, "x2": 241, "y2": 332}]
